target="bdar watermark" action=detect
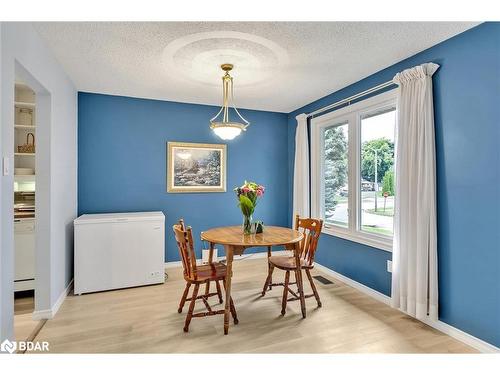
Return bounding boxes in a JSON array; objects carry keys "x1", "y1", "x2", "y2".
[{"x1": 1, "y1": 339, "x2": 49, "y2": 354}]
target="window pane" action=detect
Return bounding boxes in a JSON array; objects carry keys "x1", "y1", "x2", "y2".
[
  {"x1": 360, "y1": 108, "x2": 396, "y2": 236},
  {"x1": 323, "y1": 122, "x2": 349, "y2": 227}
]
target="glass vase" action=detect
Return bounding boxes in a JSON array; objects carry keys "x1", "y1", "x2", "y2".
[{"x1": 242, "y1": 214, "x2": 253, "y2": 235}]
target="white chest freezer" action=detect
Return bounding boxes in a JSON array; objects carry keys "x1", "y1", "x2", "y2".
[{"x1": 74, "y1": 211, "x2": 165, "y2": 295}]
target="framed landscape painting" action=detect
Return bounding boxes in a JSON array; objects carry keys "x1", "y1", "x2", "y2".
[{"x1": 167, "y1": 142, "x2": 226, "y2": 193}]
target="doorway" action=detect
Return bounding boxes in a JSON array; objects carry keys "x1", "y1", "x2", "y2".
[
  {"x1": 13, "y1": 80, "x2": 38, "y2": 343},
  {"x1": 11, "y1": 62, "x2": 51, "y2": 344}
]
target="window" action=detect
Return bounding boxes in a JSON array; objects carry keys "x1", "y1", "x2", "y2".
[
  {"x1": 360, "y1": 108, "x2": 396, "y2": 237},
  {"x1": 321, "y1": 121, "x2": 348, "y2": 227},
  {"x1": 311, "y1": 90, "x2": 396, "y2": 251}
]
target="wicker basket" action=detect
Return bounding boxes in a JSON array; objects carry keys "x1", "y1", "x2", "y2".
[{"x1": 18, "y1": 132, "x2": 35, "y2": 153}]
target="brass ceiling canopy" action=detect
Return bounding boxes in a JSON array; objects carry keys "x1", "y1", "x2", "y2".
[{"x1": 221, "y1": 63, "x2": 234, "y2": 71}]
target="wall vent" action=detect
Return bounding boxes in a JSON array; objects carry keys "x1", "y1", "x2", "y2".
[{"x1": 313, "y1": 275, "x2": 334, "y2": 285}]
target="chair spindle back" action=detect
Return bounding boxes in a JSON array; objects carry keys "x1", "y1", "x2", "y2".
[
  {"x1": 173, "y1": 219, "x2": 198, "y2": 279},
  {"x1": 294, "y1": 214, "x2": 323, "y2": 267}
]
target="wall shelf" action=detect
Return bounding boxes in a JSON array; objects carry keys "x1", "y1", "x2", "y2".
[
  {"x1": 14, "y1": 175, "x2": 36, "y2": 182},
  {"x1": 15, "y1": 124, "x2": 36, "y2": 130},
  {"x1": 14, "y1": 84, "x2": 36, "y2": 174},
  {"x1": 14, "y1": 101, "x2": 36, "y2": 108},
  {"x1": 15, "y1": 82, "x2": 33, "y2": 91}
]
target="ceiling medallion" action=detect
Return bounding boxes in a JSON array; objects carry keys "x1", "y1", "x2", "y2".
[{"x1": 209, "y1": 63, "x2": 249, "y2": 140}]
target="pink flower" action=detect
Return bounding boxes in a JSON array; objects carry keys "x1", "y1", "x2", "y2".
[
  {"x1": 242, "y1": 187, "x2": 250, "y2": 193},
  {"x1": 256, "y1": 190, "x2": 263, "y2": 197}
]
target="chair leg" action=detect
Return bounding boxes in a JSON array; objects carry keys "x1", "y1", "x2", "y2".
[
  {"x1": 204, "y1": 280, "x2": 210, "y2": 297},
  {"x1": 178, "y1": 282, "x2": 191, "y2": 313},
  {"x1": 262, "y1": 264, "x2": 275, "y2": 296},
  {"x1": 306, "y1": 269, "x2": 322, "y2": 308},
  {"x1": 215, "y1": 280, "x2": 223, "y2": 304},
  {"x1": 281, "y1": 270, "x2": 290, "y2": 315},
  {"x1": 184, "y1": 284, "x2": 199, "y2": 332},
  {"x1": 229, "y1": 297, "x2": 238, "y2": 324}
]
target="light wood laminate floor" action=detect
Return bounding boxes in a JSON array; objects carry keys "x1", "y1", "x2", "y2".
[
  {"x1": 34, "y1": 257, "x2": 476, "y2": 353},
  {"x1": 14, "y1": 314, "x2": 41, "y2": 343},
  {"x1": 14, "y1": 291, "x2": 41, "y2": 343}
]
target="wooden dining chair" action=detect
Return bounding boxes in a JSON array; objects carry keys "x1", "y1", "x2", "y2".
[
  {"x1": 261, "y1": 214, "x2": 324, "y2": 315},
  {"x1": 173, "y1": 219, "x2": 238, "y2": 332}
]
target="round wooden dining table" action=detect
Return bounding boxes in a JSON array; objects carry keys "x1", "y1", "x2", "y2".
[{"x1": 201, "y1": 225, "x2": 304, "y2": 334}]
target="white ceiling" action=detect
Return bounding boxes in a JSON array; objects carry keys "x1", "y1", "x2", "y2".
[{"x1": 33, "y1": 22, "x2": 478, "y2": 113}]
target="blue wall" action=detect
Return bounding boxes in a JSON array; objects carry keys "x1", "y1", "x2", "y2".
[
  {"x1": 78, "y1": 23, "x2": 499, "y2": 348},
  {"x1": 78, "y1": 93, "x2": 289, "y2": 262},
  {"x1": 287, "y1": 22, "x2": 500, "y2": 347}
]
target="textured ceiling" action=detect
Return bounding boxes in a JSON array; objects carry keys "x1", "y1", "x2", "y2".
[{"x1": 33, "y1": 22, "x2": 478, "y2": 112}]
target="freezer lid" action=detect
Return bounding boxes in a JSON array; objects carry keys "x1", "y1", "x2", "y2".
[{"x1": 74, "y1": 211, "x2": 165, "y2": 225}]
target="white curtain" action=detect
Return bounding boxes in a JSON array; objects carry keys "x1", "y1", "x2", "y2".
[
  {"x1": 292, "y1": 113, "x2": 310, "y2": 221},
  {"x1": 391, "y1": 62, "x2": 440, "y2": 321}
]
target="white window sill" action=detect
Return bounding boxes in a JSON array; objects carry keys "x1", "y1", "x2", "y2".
[{"x1": 322, "y1": 225, "x2": 393, "y2": 252}]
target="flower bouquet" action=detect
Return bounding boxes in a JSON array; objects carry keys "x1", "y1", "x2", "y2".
[{"x1": 234, "y1": 181, "x2": 265, "y2": 234}]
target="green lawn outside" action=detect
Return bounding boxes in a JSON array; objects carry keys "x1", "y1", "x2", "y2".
[
  {"x1": 366, "y1": 208, "x2": 394, "y2": 217},
  {"x1": 334, "y1": 193, "x2": 394, "y2": 203},
  {"x1": 361, "y1": 225, "x2": 393, "y2": 236},
  {"x1": 334, "y1": 194, "x2": 348, "y2": 204},
  {"x1": 361, "y1": 191, "x2": 395, "y2": 198},
  {"x1": 328, "y1": 219, "x2": 348, "y2": 227}
]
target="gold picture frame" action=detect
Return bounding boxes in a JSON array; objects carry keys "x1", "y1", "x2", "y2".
[{"x1": 167, "y1": 142, "x2": 227, "y2": 193}]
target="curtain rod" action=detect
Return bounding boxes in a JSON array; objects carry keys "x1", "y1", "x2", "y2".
[{"x1": 306, "y1": 80, "x2": 396, "y2": 118}]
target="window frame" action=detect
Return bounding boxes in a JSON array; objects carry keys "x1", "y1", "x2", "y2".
[{"x1": 311, "y1": 90, "x2": 397, "y2": 252}]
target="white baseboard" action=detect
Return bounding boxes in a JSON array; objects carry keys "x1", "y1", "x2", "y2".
[
  {"x1": 422, "y1": 318, "x2": 500, "y2": 353},
  {"x1": 314, "y1": 263, "x2": 391, "y2": 305},
  {"x1": 314, "y1": 262, "x2": 499, "y2": 353},
  {"x1": 164, "y1": 260, "x2": 183, "y2": 269},
  {"x1": 164, "y1": 250, "x2": 289, "y2": 269},
  {"x1": 32, "y1": 279, "x2": 73, "y2": 320},
  {"x1": 31, "y1": 309, "x2": 53, "y2": 320}
]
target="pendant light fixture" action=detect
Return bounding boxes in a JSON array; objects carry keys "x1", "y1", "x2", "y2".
[{"x1": 210, "y1": 63, "x2": 249, "y2": 140}]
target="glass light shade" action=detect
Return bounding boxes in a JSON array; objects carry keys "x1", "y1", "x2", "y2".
[{"x1": 212, "y1": 125, "x2": 243, "y2": 140}]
